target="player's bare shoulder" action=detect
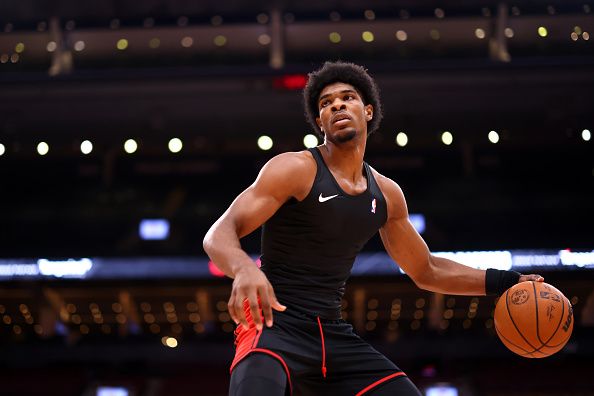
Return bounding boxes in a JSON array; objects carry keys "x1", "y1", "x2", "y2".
[
  {"x1": 367, "y1": 166, "x2": 402, "y2": 195},
  {"x1": 260, "y1": 150, "x2": 316, "y2": 179},
  {"x1": 256, "y1": 150, "x2": 317, "y2": 201}
]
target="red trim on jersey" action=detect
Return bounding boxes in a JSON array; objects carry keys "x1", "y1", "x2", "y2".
[{"x1": 355, "y1": 371, "x2": 407, "y2": 396}]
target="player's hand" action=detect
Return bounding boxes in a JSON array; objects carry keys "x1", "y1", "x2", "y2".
[
  {"x1": 228, "y1": 263, "x2": 286, "y2": 331},
  {"x1": 519, "y1": 274, "x2": 544, "y2": 283}
]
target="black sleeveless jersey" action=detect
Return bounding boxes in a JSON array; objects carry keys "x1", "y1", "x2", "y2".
[{"x1": 260, "y1": 147, "x2": 388, "y2": 319}]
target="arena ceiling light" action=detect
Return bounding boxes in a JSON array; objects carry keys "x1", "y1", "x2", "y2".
[
  {"x1": 258, "y1": 34, "x2": 271, "y2": 45},
  {"x1": 181, "y1": 36, "x2": 193, "y2": 48},
  {"x1": 396, "y1": 132, "x2": 408, "y2": 147},
  {"x1": 329, "y1": 32, "x2": 341, "y2": 43},
  {"x1": 362, "y1": 31, "x2": 374, "y2": 42},
  {"x1": 124, "y1": 139, "x2": 137, "y2": 154},
  {"x1": 80, "y1": 140, "x2": 93, "y2": 154},
  {"x1": 162, "y1": 336, "x2": 178, "y2": 348},
  {"x1": 214, "y1": 35, "x2": 227, "y2": 46},
  {"x1": 441, "y1": 131, "x2": 453, "y2": 145},
  {"x1": 0, "y1": 143, "x2": 5, "y2": 156},
  {"x1": 116, "y1": 39, "x2": 128, "y2": 50},
  {"x1": 37, "y1": 141, "x2": 49, "y2": 156},
  {"x1": 303, "y1": 134, "x2": 318, "y2": 148},
  {"x1": 74, "y1": 40, "x2": 85, "y2": 51},
  {"x1": 168, "y1": 138, "x2": 183, "y2": 153},
  {"x1": 257, "y1": 135, "x2": 273, "y2": 151},
  {"x1": 582, "y1": 129, "x2": 591, "y2": 141},
  {"x1": 488, "y1": 130, "x2": 500, "y2": 144}
]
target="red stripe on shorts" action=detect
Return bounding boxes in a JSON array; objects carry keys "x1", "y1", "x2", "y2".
[
  {"x1": 230, "y1": 299, "x2": 293, "y2": 394},
  {"x1": 355, "y1": 371, "x2": 407, "y2": 396}
]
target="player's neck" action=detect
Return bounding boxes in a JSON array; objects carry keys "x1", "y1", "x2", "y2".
[{"x1": 320, "y1": 139, "x2": 366, "y2": 182}]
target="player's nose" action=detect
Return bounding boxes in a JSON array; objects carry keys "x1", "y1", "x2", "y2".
[{"x1": 330, "y1": 99, "x2": 346, "y2": 112}]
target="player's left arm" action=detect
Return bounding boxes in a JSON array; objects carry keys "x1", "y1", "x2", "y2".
[{"x1": 374, "y1": 170, "x2": 542, "y2": 296}]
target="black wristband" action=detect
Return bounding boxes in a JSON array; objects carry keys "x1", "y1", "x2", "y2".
[{"x1": 485, "y1": 268, "x2": 522, "y2": 296}]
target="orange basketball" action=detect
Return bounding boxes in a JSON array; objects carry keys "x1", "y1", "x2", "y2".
[{"x1": 494, "y1": 281, "x2": 573, "y2": 358}]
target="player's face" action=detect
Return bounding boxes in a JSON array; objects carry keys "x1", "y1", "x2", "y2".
[{"x1": 316, "y1": 82, "x2": 373, "y2": 144}]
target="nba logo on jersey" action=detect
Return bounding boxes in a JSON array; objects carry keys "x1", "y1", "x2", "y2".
[{"x1": 371, "y1": 198, "x2": 376, "y2": 214}]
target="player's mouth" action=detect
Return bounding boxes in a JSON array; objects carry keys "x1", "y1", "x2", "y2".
[{"x1": 331, "y1": 112, "x2": 352, "y2": 126}]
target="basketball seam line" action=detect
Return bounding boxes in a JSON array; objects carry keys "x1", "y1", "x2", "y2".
[
  {"x1": 542, "y1": 298, "x2": 569, "y2": 349},
  {"x1": 534, "y1": 282, "x2": 541, "y2": 345},
  {"x1": 533, "y1": 282, "x2": 566, "y2": 351},
  {"x1": 494, "y1": 322, "x2": 535, "y2": 357},
  {"x1": 505, "y1": 287, "x2": 539, "y2": 352}
]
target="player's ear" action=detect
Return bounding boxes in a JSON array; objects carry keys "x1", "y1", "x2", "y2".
[
  {"x1": 316, "y1": 117, "x2": 323, "y2": 132},
  {"x1": 364, "y1": 104, "x2": 373, "y2": 122}
]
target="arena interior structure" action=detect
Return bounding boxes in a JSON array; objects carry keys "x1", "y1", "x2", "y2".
[{"x1": 0, "y1": 0, "x2": 593, "y2": 395}]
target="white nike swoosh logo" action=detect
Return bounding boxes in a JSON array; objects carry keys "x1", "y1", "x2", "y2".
[{"x1": 318, "y1": 193, "x2": 339, "y2": 203}]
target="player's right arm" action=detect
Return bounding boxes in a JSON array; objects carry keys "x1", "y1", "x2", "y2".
[{"x1": 203, "y1": 151, "x2": 315, "y2": 331}]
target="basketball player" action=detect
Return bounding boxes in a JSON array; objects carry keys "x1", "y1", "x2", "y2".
[{"x1": 203, "y1": 61, "x2": 543, "y2": 395}]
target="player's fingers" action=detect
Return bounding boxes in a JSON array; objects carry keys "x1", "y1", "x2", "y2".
[
  {"x1": 234, "y1": 293, "x2": 249, "y2": 330},
  {"x1": 258, "y1": 286, "x2": 273, "y2": 328},
  {"x1": 520, "y1": 274, "x2": 544, "y2": 283},
  {"x1": 268, "y1": 285, "x2": 287, "y2": 312},
  {"x1": 247, "y1": 291, "x2": 263, "y2": 331}
]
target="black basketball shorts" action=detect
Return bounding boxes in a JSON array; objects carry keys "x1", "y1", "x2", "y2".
[{"x1": 231, "y1": 302, "x2": 419, "y2": 395}]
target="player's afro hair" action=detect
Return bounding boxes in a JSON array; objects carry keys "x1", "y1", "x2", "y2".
[{"x1": 303, "y1": 61, "x2": 383, "y2": 138}]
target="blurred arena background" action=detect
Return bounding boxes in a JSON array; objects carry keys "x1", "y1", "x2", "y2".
[{"x1": 0, "y1": 0, "x2": 593, "y2": 395}]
